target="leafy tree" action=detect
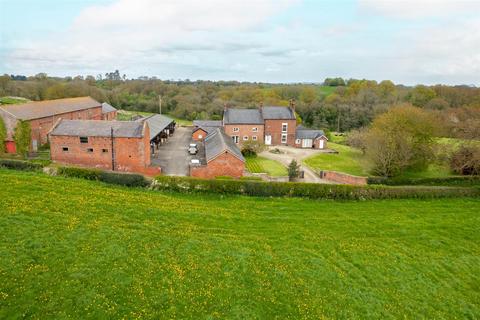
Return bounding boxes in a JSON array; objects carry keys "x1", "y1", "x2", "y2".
[
  {"x1": 241, "y1": 140, "x2": 266, "y2": 157},
  {"x1": 409, "y1": 85, "x2": 436, "y2": 107},
  {"x1": 13, "y1": 120, "x2": 31, "y2": 157},
  {"x1": 450, "y1": 143, "x2": 480, "y2": 175},
  {"x1": 288, "y1": 159, "x2": 300, "y2": 181}
]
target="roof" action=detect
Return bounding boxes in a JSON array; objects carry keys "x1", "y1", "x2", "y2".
[
  {"x1": 101, "y1": 102, "x2": 117, "y2": 114},
  {"x1": 193, "y1": 120, "x2": 222, "y2": 128},
  {"x1": 295, "y1": 126, "x2": 327, "y2": 140},
  {"x1": 143, "y1": 114, "x2": 174, "y2": 140},
  {"x1": 262, "y1": 106, "x2": 296, "y2": 120},
  {"x1": 193, "y1": 126, "x2": 217, "y2": 134},
  {"x1": 49, "y1": 119, "x2": 145, "y2": 138},
  {"x1": 0, "y1": 96, "x2": 101, "y2": 120},
  {"x1": 223, "y1": 108, "x2": 263, "y2": 125},
  {"x1": 204, "y1": 128, "x2": 245, "y2": 163}
]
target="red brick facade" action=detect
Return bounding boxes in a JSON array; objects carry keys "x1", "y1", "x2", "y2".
[
  {"x1": 190, "y1": 152, "x2": 244, "y2": 179},
  {"x1": 264, "y1": 119, "x2": 296, "y2": 146},
  {"x1": 223, "y1": 124, "x2": 264, "y2": 146},
  {"x1": 102, "y1": 111, "x2": 117, "y2": 121},
  {"x1": 320, "y1": 171, "x2": 367, "y2": 185},
  {"x1": 294, "y1": 136, "x2": 328, "y2": 149},
  {"x1": 192, "y1": 128, "x2": 208, "y2": 141}
]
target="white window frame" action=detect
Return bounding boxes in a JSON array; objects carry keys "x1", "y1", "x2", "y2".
[
  {"x1": 243, "y1": 136, "x2": 249, "y2": 141},
  {"x1": 282, "y1": 123, "x2": 288, "y2": 133},
  {"x1": 252, "y1": 127, "x2": 258, "y2": 132},
  {"x1": 281, "y1": 134, "x2": 287, "y2": 144},
  {"x1": 233, "y1": 127, "x2": 239, "y2": 132},
  {"x1": 232, "y1": 136, "x2": 239, "y2": 144},
  {"x1": 295, "y1": 139, "x2": 301, "y2": 144},
  {"x1": 252, "y1": 136, "x2": 257, "y2": 141}
]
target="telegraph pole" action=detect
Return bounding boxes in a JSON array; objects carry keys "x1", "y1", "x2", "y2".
[{"x1": 158, "y1": 95, "x2": 162, "y2": 114}]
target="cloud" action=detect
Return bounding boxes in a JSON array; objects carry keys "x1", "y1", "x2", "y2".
[{"x1": 358, "y1": 0, "x2": 480, "y2": 19}]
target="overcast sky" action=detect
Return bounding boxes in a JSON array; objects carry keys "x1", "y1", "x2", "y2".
[{"x1": 0, "y1": 0, "x2": 479, "y2": 85}]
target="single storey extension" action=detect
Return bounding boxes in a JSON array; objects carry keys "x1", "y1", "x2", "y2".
[
  {"x1": 192, "y1": 120, "x2": 223, "y2": 141},
  {"x1": 49, "y1": 119, "x2": 160, "y2": 175},
  {"x1": 295, "y1": 126, "x2": 328, "y2": 149}
]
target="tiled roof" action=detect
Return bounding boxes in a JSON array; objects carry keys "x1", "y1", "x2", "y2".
[
  {"x1": 142, "y1": 114, "x2": 174, "y2": 140},
  {"x1": 204, "y1": 128, "x2": 245, "y2": 163},
  {"x1": 193, "y1": 120, "x2": 222, "y2": 128},
  {"x1": 49, "y1": 119, "x2": 145, "y2": 138},
  {"x1": 0, "y1": 96, "x2": 101, "y2": 120},
  {"x1": 295, "y1": 126, "x2": 327, "y2": 140},
  {"x1": 262, "y1": 106, "x2": 296, "y2": 120},
  {"x1": 223, "y1": 108, "x2": 263, "y2": 125},
  {"x1": 101, "y1": 102, "x2": 117, "y2": 114}
]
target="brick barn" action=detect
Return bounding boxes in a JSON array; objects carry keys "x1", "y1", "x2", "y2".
[
  {"x1": 192, "y1": 120, "x2": 222, "y2": 141},
  {"x1": 294, "y1": 126, "x2": 328, "y2": 149},
  {"x1": 49, "y1": 119, "x2": 160, "y2": 175},
  {"x1": 101, "y1": 102, "x2": 118, "y2": 120},
  {"x1": 0, "y1": 96, "x2": 102, "y2": 153},
  {"x1": 190, "y1": 128, "x2": 245, "y2": 179}
]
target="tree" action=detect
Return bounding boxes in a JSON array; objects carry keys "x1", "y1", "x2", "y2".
[
  {"x1": 409, "y1": 85, "x2": 436, "y2": 107},
  {"x1": 288, "y1": 159, "x2": 300, "y2": 181},
  {"x1": 364, "y1": 104, "x2": 437, "y2": 177},
  {"x1": 450, "y1": 143, "x2": 480, "y2": 175},
  {"x1": 241, "y1": 140, "x2": 266, "y2": 157},
  {"x1": 13, "y1": 120, "x2": 31, "y2": 157}
]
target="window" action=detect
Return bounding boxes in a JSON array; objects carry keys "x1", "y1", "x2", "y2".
[
  {"x1": 102, "y1": 149, "x2": 108, "y2": 153},
  {"x1": 62, "y1": 147, "x2": 69, "y2": 152},
  {"x1": 80, "y1": 136, "x2": 88, "y2": 143},
  {"x1": 233, "y1": 127, "x2": 239, "y2": 132},
  {"x1": 252, "y1": 136, "x2": 257, "y2": 141},
  {"x1": 232, "y1": 136, "x2": 239, "y2": 144},
  {"x1": 281, "y1": 134, "x2": 287, "y2": 143},
  {"x1": 198, "y1": 134, "x2": 203, "y2": 139},
  {"x1": 282, "y1": 123, "x2": 288, "y2": 133},
  {"x1": 295, "y1": 139, "x2": 301, "y2": 144},
  {"x1": 252, "y1": 127, "x2": 258, "y2": 132},
  {"x1": 87, "y1": 148, "x2": 94, "y2": 153},
  {"x1": 243, "y1": 136, "x2": 249, "y2": 141}
]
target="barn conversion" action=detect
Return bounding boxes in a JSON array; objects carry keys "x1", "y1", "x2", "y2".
[
  {"x1": 192, "y1": 120, "x2": 222, "y2": 141},
  {"x1": 101, "y1": 102, "x2": 117, "y2": 121},
  {"x1": 190, "y1": 128, "x2": 245, "y2": 179},
  {"x1": 49, "y1": 119, "x2": 160, "y2": 175},
  {"x1": 0, "y1": 96, "x2": 103, "y2": 153},
  {"x1": 295, "y1": 126, "x2": 328, "y2": 149}
]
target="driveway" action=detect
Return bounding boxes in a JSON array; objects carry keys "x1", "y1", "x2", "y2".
[
  {"x1": 259, "y1": 146, "x2": 332, "y2": 184},
  {"x1": 151, "y1": 126, "x2": 193, "y2": 176}
]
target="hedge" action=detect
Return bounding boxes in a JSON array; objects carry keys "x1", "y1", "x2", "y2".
[
  {"x1": 153, "y1": 176, "x2": 480, "y2": 200},
  {"x1": 368, "y1": 176, "x2": 480, "y2": 187},
  {"x1": 57, "y1": 166, "x2": 148, "y2": 187},
  {"x1": 0, "y1": 159, "x2": 44, "y2": 171}
]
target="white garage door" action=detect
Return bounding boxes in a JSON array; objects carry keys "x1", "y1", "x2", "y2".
[{"x1": 302, "y1": 139, "x2": 313, "y2": 148}]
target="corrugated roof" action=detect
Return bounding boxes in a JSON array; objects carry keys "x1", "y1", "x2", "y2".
[
  {"x1": 223, "y1": 108, "x2": 263, "y2": 124},
  {"x1": 49, "y1": 120, "x2": 145, "y2": 138},
  {"x1": 193, "y1": 120, "x2": 222, "y2": 128},
  {"x1": 143, "y1": 114, "x2": 174, "y2": 140},
  {"x1": 204, "y1": 128, "x2": 245, "y2": 163},
  {"x1": 0, "y1": 96, "x2": 101, "y2": 120},
  {"x1": 101, "y1": 102, "x2": 117, "y2": 114},
  {"x1": 295, "y1": 126, "x2": 326, "y2": 140},
  {"x1": 262, "y1": 106, "x2": 295, "y2": 120}
]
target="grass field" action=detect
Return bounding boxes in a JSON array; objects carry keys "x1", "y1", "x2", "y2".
[
  {"x1": 0, "y1": 96, "x2": 29, "y2": 104},
  {"x1": 0, "y1": 169, "x2": 479, "y2": 318},
  {"x1": 304, "y1": 142, "x2": 369, "y2": 176},
  {"x1": 245, "y1": 156, "x2": 288, "y2": 176}
]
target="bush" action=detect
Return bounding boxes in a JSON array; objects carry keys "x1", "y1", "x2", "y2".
[
  {"x1": 0, "y1": 159, "x2": 43, "y2": 171},
  {"x1": 57, "y1": 166, "x2": 101, "y2": 180},
  {"x1": 13, "y1": 120, "x2": 31, "y2": 157},
  {"x1": 0, "y1": 117, "x2": 6, "y2": 154},
  {"x1": 153, "y1": 176, "x2": 479, "y2": 200},
  {"x1": 450, "y1": 144, "x2": 480, "y2": 175},
  {"x1": 57, "y1": 166, "x2": 148, "y2": 187},
  {"x1": 241, "y1": 140, "x2": 266, "y2": 157},
  {"x1": 368, "y1": 176, "x2": 480, "y2": 187}
]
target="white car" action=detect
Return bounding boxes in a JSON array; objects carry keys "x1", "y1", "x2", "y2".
[{"x1": 188, "y1": 147, "x2": 198, "y2": 155}]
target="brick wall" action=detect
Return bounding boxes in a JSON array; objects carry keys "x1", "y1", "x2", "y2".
[
  {"x1": 102, "y1": 111, "x2": 117, "y2": 121},
  {"x1": 190, "y1": 152, "x2": 245, "y2": 179},
  {"x1": 264, "y1": 119, "x2": 296, "y2": 146},
  {"x1": 320, "y1": 170, "x2": 367, "y2": 185},
  {"x1": 294, "y1": 137, "x2": 328, "y2": 149},
  {"x1": 224, "y1": 124, "x2": 264, "y2": 145},
  {"x1": 192, "y1": 128, "x2": 208, "y2": 141}
]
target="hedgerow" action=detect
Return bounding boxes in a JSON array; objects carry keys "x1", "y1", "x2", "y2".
[
  {"x1": 57, "y1": 166, "x2": 148, "y2": 187},
  {"x1": 0, "y1": 117, "x2": 6, "y2": 154},
  {"x1": 0, "y1": 159, "x2": 43, "y2": 171},
  {"x1": 368, "y1": 176, "x2": 480, "y2": 187}
]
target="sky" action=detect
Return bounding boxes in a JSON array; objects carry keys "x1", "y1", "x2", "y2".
[{"x1": 0, "y1": 0, "x2": 479, "y2": 85}]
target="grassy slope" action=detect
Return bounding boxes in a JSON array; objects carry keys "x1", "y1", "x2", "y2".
[
  {"x1": 0, "y1": 96, "x2": 29, "y2": 104},
  {"x1": 0, "y1": 169, "x2": 479, "y2": 319},
  {"x1": 245, "y1": 156, "x2": 288, "y2": 177}
]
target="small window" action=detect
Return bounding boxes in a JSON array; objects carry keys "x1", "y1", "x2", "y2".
[
  {"x1": 243, "y1": 136, "x2": 249, "y2": 141},
  {"x1": 295, "y1": 139, "x2": 301, "y2": 144},
  {"x1": 252, "y1": 136, "x2": 257, "y2": 141},
  {"x1": 87, "y1": 148, "x2": 94, "y2": 153},
  {"x1": 281, "y1": 134, "x2": 287, "y2": 143},
  {"x1": 80, "y1": 136, "x2": 88, "y2": 143},
  {"x1": 232, "y1": 136, "x2": 239, "y2": 144},
  {"x1": 102, "y1": 149, "x2": 108, "y2": 153},
  {"x1": 233, "y1": 127, "x2": 239, "y2": 132},
  {"x1": 282, "y1": 123, "x2": 288, "y2": 133},
  {"x1": 198, "y1": 134, "x2": 203, "y2": 139},
  {"x1": 62, "y1": 147, "x2": 69, "y2": 152},
  {"x1": 252, "y1": 127, "x2": 258, "y2": 132}
]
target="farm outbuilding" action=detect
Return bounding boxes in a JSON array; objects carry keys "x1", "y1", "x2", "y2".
[
  {"x1": 295, "y1": 126, "x2": 328, "y2": 149},
  {"x1": 141, "y1": 114, "x2": 175, "y2": 153}
]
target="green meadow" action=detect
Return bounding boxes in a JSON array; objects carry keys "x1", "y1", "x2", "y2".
[{"x1": 0, "y1": 169, "x2": 479, "y2": 319}]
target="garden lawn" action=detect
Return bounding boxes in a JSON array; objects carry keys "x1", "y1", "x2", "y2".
[
  {"x1": 245, "y1": 156, "x2": 288, "y2": 176},
  {"x1": 0, "y1": 169, "x2": 479, "y2": 319},
  {"x1": 304, "y1": 142, "x2": 368, "y2": 176}
]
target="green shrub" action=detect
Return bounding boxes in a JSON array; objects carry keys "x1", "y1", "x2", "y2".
[
  {"x1": 0, "y1": 116, "x2": 6, "y2": 154},
  {"x1": 368, "y1": 176, "x2": 480, "y2": 187},
  {"x1": 13, "y1": 120, "x2": 31, "y2": 157},
  {"x1": 153, "y1": 176, "x2": 479, "y2": 200},
  {"x1": 57, "y1": 166, "x2": 101, "y2": 180},
  {"x1": 99, "y1": 171, "x2": 148, "y2": 187},
  {"x1": 240, "y1": 176, "x2": 263, "y2": 181},
  {"x1": 0, "y1": 159, "x2": 43, "y2": 171}
]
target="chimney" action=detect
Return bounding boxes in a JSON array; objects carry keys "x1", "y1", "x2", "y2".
[{"x1": 289, "y1": 99, "x2": 296, "y2": 112}]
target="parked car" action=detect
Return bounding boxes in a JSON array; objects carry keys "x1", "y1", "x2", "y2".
[{"x1": 188, "y1": 147, "x2": 198, "y2": 155}]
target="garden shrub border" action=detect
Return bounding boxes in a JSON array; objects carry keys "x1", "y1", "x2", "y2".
[
  {"x1": 0, "y1": 158, "x2": 44, "y2": 171},
  {"x1": 57, "y1": 166, "x2": 148, "y2": 187}
]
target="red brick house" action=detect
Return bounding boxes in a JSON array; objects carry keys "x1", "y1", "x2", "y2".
[
  {"x1": 190, "y1": 128, "x2": 245, "y2": 179},
  {"x1": 294, "y1": 126, "x2": 328, "y2": 149},
  {"x1": 262, "y1": 106, "x2": 296, "y2": 146},
  {"x1": 49, "y1": 119, "x2": 160, "y2": 176},
  {"x1": 223, "y1": 108, "x2": 265, "y2": 145},
  {"x1": 192, "y1": 120, "x2": 222, "y2": 141},
  {"x1": 0, "y1": 96, "x2": 102, "y2": 152},
  {"x1": 101, "y1": 102, "x2": 117, "y2": 120}
]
